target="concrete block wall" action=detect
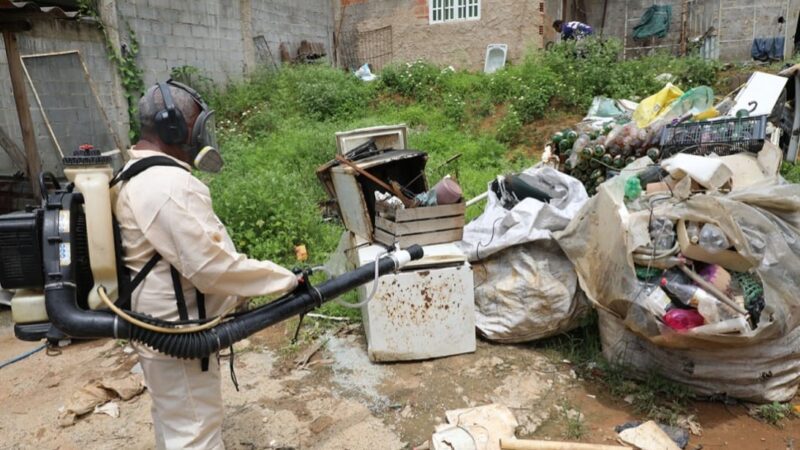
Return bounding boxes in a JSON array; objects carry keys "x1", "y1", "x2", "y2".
[
  {"x1": 583, "y1": 0, "x2": 800, "y2": 61},
  {"x1": 337, "y1": 0, "x2": 545, "y2": 71},
  {"x1": 118, "y1": 0, "x2": 247, "y2": 86},
  {"x1": 118, "y1": 0, "x2": 334, "y2": 86},
  {"x1": 250, "y1": 0, "x2": 334, "y2": 68},
  {"x1": 0, "y1": 18, "x2": 129, "y2": 175}
]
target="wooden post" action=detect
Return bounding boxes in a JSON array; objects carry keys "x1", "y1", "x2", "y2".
[
  {"x1": 3, "y1": 30, "x2": 42, "y2": 199},
  {"x1": 679, "y1": 0, "x2": 689, "y2": 55}
]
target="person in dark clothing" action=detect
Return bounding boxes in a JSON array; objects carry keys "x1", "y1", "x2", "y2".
[{"x1": 553, "y1": 20, "x2": 594, "y2": 40}]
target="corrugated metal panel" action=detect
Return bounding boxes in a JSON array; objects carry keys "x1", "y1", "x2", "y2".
[{"x1": 0, "y1": 1, "x2": 79, "y2": 18}]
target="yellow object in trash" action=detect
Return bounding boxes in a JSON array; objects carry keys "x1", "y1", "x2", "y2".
[
  {"x1": 693, "y1": 107, "x2": 719, "y2": 121},
  {"x1": 633, "y1": 83, "x2": 684, "y2": 128},
  {"x1": 294, "y1": 244, "x2": 308, "y2": 262}
]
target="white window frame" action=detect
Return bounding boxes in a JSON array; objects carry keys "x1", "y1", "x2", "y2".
[{"x1": 429, "y1": 0, "x2": 480, "y2": 24}]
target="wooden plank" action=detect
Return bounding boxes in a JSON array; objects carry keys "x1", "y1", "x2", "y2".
[
  {"x1": 3, "y1": 31, "x2": 41, "y2": 200},
  {"x1": 373, "y1": 228, "x2": 396, "y2": 247},
  {"x1": 397, "y1": 229, "x2": 463, "y2": 248},
  {"x1": 395, "y1": 202, "x2": 465, "y2": 222},
  {"x1": 20, "y1": 55, "x2": 62, "y2": 157},
  {"x1": 376, "y1": 215, "x2": 463, "y2": 236},
  {"x1": 374, "y1": 216, "x2": 398, "y2": 235}
]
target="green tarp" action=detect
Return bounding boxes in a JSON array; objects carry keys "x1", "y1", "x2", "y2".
[{"x1": 632, "y1": 5, "x2": 672, "y2": 40}]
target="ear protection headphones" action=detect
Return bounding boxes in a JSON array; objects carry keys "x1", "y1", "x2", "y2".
[
  {"x1": 151, "y1": 80, "x2": 222, "y2": 172},
  {"x1": 153, "y1": 81, "x2": 189, "y2": 145}
]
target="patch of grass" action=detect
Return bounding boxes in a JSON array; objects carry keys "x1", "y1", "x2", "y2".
[
  {"x1": 604, "y1": 368, "x2": 695, "y2": 425},
  {"x1": 557, "y1": 401, "x2": 586, "y2": 440},
  {"x1": 753, "y1": 402, "x2": 799, "y2": 427},
  {"x1": 781, "y1": 162, "x2": 800, "y2": 183}
]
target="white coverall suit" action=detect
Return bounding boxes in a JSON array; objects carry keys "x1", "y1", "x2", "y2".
[{"x1": 114, "y1": 148, "x2": 299, "y2": 449}]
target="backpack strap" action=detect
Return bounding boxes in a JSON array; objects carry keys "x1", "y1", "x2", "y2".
[
  {"x1": 112, "y1": 155, "x2": 212, "y2": 371},
  {"x1": 170, "y1": 266, "x2": 210, "y2": 372},
  {"x1": 110, "y1": 155, "x2": 189, "y2": 187}
]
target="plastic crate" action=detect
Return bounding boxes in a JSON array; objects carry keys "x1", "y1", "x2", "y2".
[{"x1": 660, "y1": 115, "x2": 767, "y2": 157}]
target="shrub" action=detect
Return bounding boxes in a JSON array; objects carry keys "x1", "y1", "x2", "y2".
[
  {"x1": 496, "y1": 108, "x2": 523, "y2": 144},
  {"x1": 288, "y1": 65, "x2": 373, "y2": 121},
  {"x1": 380, "y1": 60, "x2": 449, "y2": 101},
  {"x1": 539, "y1": 37, "x2": 720, "y2": 107}
]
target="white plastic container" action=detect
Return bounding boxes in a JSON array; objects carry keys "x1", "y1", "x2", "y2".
[
  {"x1": 64, "y1": 164, "x2": 117, "y2": 309},
  {"x1": 11, "y1": 290, "x2": 48, "y2": 323}
]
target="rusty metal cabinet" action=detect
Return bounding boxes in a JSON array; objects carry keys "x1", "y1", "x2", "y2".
[{"x1": 355, "y1": 242, "x2": 476, "y2": 362}]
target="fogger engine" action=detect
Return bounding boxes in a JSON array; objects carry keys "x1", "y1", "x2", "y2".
[{"x1": 0, "y1": 148, "x2": 424, "y2": 355}]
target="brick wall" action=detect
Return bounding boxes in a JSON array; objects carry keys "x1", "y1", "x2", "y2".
[{"x1": 336, "y1": 0, "x2": 546, "y2": 71}]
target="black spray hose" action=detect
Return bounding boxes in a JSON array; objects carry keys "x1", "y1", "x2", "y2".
[{"x1": 45, "y1": 245, "x2": 424, "y2": 359}]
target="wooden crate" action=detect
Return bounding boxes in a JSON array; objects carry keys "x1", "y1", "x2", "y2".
[{"x1": 374, "y1": 202, "x2": 465, "y2": 248}]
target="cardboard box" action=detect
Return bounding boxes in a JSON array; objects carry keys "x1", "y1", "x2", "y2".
[{"x1": 676, "y1": 220, "x2": 753, "y2": 272}]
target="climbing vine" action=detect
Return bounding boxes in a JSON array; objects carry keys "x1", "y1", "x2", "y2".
[{"x1": 78, "y1": 0, "x2": 145, "y2": 141}]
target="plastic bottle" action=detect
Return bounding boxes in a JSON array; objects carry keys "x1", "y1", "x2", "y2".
[
  {"x1": 663, "y1": 308, "x2": 705, "y2": 331},
  {"x1": 572, "y1": 135, "x2": 590, "y2": 156},
  {"x1": 638, "y1": 286, "x2": 673, "y2": 317},
  {"x1": 698, "y1": 223, "x2": 730, "y2": 252},
  {"x1": 686, "y1": 315, "x2": 751, "y2": 335},
  {"x1": 649, "y1": 216, "x2": 676, "y2": 251},
  {"x1": 660, "y1": 275, "x2": 735, "y2": 323}
]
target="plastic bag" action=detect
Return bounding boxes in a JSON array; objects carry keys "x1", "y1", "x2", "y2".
[
  {"x1": 460, "y1": 165, "x2": 590, "y2": 342},
  {"x1": 556, "y1": 168, "x2": 800, "y2": 348},
  {"x1": 587, "y1": 96, "x2": 625, "y2": 118},
  {"x1": 599, "y1": 310, "x2": 800, "y2": 402},
  {"x1": 459, "y1": 166, "x2": 588, "y2": 261},
  {"x1": 632, "y1": 83, "x2": 684, "y2": 128},
  {"x1": 472, "y1": 240, "x2": 589, "y2": 343},
  {"x1": 354, "y1": 63, "x2": 377, "y2": 82}
]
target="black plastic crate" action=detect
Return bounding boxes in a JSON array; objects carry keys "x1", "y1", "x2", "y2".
[{"x1": 660, "y1": 115, "x2": 768, "y2": 157}]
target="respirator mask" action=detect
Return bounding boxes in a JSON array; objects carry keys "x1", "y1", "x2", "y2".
[{"x1": 155, "y1": 80, "x2": 223, "y2": 173}]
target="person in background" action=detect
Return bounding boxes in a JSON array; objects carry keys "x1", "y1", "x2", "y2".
[{"x1": 553, "y1": 20, "x2": 594, "y2": 41}]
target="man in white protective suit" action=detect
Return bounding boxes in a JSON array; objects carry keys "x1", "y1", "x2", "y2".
[{"x1": 113, "y1": 80, "x2": 299, "y2": 449}]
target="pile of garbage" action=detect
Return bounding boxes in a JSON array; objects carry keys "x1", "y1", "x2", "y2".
[
  {"x1": 556, "y1": 140, "x2": 800, "y2": 402},
  {"x1": 545, "y1": 70, "x2": 795, "y2": 194}
]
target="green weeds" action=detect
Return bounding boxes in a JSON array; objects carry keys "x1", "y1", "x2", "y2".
[{"x1": 752, "y1": 402, "x2": 799, "y2": 427}]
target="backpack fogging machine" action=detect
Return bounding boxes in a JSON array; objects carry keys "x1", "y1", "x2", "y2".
[{"x1": 0, "y1": 148, "x2": 423, "y2": 359}]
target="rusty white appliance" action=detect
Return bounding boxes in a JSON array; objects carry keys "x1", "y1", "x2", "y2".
[{"x1": 353, "y1": 239, "x2": 476, "y2": 362}]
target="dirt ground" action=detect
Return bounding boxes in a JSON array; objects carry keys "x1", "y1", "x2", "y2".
[{"x1": 1, "y1": 307, "x2": 798, "y2": 450}]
